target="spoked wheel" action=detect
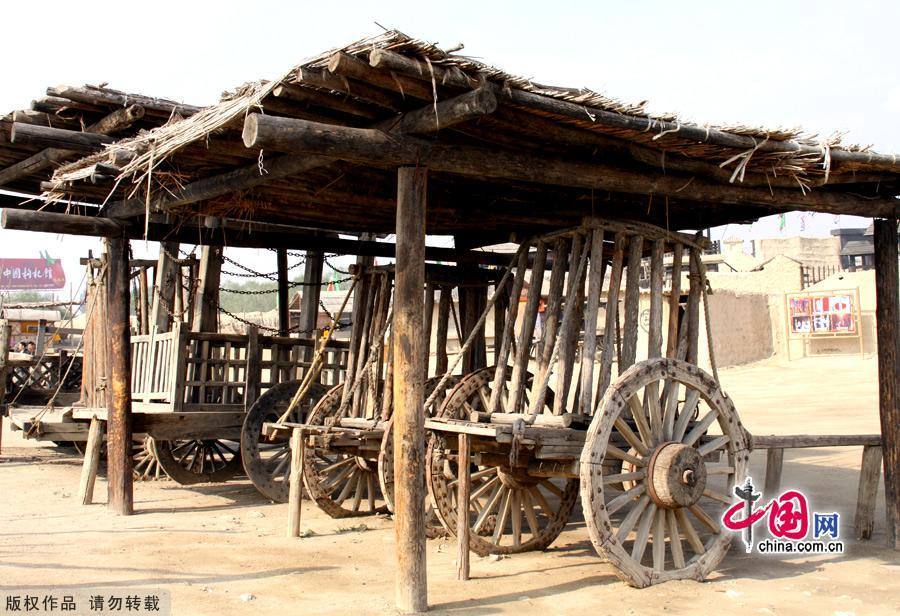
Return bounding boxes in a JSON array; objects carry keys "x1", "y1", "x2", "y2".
[
  {"x1": 240, "y1": 380, "x2": 328, "y2": 502},
  {"x1": 154, "y1": 438, "x2": 243, "y2": 485},
  {"x1": 302, "y1": 384, "x2": 387, "y2": 518},
  {"x1": 427, "y1": 367, "x2": 579, "y2": 556},
  {"x1": 580, "y1": 358, "x2": 749, "y2": 587},
  {"x1": 74, "y1": 437, "x2": 167, "y2": 481},
  {"x1": 132, "y1": 436, "x2": 167, "y2": 481},
  {"x1": 377, "y1": 375, "x2": 459, "y2": 538}
]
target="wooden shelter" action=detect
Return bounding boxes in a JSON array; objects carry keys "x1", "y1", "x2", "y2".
[{"x1": 0, "y1": 30, "x2": 897, "y2": 613}]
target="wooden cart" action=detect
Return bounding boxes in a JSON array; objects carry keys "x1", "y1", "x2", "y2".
[{"x1": 424, "y1": 218, "x2": 750, "y2": 588}]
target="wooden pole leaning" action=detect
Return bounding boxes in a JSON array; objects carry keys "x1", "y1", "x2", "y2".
[
  {"x1": 393, "y1": 166, "x2": 429, "y2": 613},
  {"x1": 79, "y1": 416, "x2": 105, "y2": 505}
]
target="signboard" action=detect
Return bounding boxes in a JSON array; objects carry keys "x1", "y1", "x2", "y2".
[
  {"x1": 786, "y1": 289, "x2": 860, "y2": 337},
  {"x1": 0, "y1": 255, "x2": 66, "y2": 290}
]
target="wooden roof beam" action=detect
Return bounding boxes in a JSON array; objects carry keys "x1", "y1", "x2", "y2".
[
  {"x1": 0, "y1": 208, "x2": 515, "y2": 266},
  {"x1": 241, "y1": 114, "x2": 898, "y2": 218},
  {"x1": 103, "y1": 88, "x2": 497, "y2": 219},
  {"x1": 1, "y1": 105, "x2": 145, "y2": 188}
]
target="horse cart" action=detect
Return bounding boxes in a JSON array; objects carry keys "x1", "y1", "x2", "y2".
[
  {"x1": 420, "y1": 218, "x2": 749, "y2": 588},
  {"x1": 256, "y1": 263, "x2": 500, "y2": 529}
]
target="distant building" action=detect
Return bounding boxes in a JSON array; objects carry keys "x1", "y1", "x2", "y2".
[{"x1": 831, "y1": 227, "x2": 874, "y2": 270}]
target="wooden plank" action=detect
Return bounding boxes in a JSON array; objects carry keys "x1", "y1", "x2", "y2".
[
  {"x1": 620, "y1": 235, "x2": 643, "y2": 369},
  {"x1": 435, "y1": 287, "x2": 451, "y2": 375},
  {"x1": 554, "y1": 234, "x2": 585, "y2": 416},
  {"x1": 597, "y1": 233, "x2": 626, "y2": 402},
  {"x1": 488, "y1": 244, "x2": 530, "y2": 414},
  {"x1": 245, "y1": 325, "x2": 261, "y2": 412},
  {"x1": 855, "y1": 445, "x2": 883, "y2": 540},
  {"x1": 457, "y1": 433, "x2": 471, "y2": 581},
  {"x1": 752, "y1": 434, "x2": 882, "y2": 449},
  {"x1": 647, "y1": 239, "x2": 665, "y2": 359},
  {"x1": 874, "y1": 217, "x2": 899, "y2": 550},
  {"x1": 510, "y1": 241, "x2": 547, "y2": 413},
  {"x1": 666, "y1": 244, "x2": 684, "y2": 359},
  {"x1": 277, "y1": 249, "x2": 290, "y2": 335},
  {"x1": 393, "y1": 166, "x2": 428, "y2": 613}
]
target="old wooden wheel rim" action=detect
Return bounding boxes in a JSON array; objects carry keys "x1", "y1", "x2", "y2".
[
  {"x1": 426, "y1": 367, "x2": 578, "y2": 556},
  {"x1": 154, "y1": 438, "x2": 242, "y2": 485},
  {"x1": 302, "y1": 383, "x2": 386, "y2": 518},
  {"x1": 240, "y1": 380, "x2": 327, "y2": 503},
  {"x1": 580, "y1": 358, "x2": 749, "y2": 587}
]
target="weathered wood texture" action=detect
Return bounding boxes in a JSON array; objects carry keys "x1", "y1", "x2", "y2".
[
  {"x1": 192, "y1": 245, "x2": 222, "y2": 333},
  {"x1": 151, "y1": 242, "x2": 180, "y2": 333},
  {"x1": 277, "y1": 248, "x2": 290, "y2": 335},
  {"x1": 105, "y1": 236, "x2": 133, "y2": 515},
  {"x1": 457, "y1": 432, "x2": 471, "y2": 581},
  {"x1": 392, "y1": 166, "x2": 428, "y2": 613},
  {"x1": 288, "y1": 427, "x2": 305, "y2": 537},
  {"x1": 874, "y1": 218, "x2": 899, "y2": 549},
  {"x1": 856, "y1": 445, "x2": 883, "y2": 540},
  {"x1": 78, "y1": 416, "x2": 104, "y2": 505}
]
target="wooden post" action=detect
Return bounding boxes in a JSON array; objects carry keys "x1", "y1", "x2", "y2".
[
  {"x1": 874, "y1": 218, "x2": 899, "y2": 549},
  {"x1": 277, "y1": 248, "x2": 290, "y2": 336},
  {"x1": 393, "y1": 166, "x2": 428, "y2": 614},
  {"x1": 78, "y1": 416, "x2": 104, "y2": 505},
  {"x1": 457, "y1": 433, "x2": 471, "y2": 581},
  {"x1": 105, "y1": 236, "x2": 134, "y2": 515},
  {"x1": 856, "y1": 445, "x2": 883, "y2": 540},
  {"x1": 288, "y1": 427, "x2": 305, "y2": 537},
  {"x1": 138, "y1": 267, "x2": 150, "y2": 335},
  {"x1": 150, "y1": 241, "x2": 180, "y2": 333},
  {"x1": 36, "y1": 319, "x2": 47, "y2": 355},
  {"x1": 764, "y1": 448, "x2": 784, "y2": 497},
  {"x1": 192, "y1": 245, "x2": 222, "y2": 333},
  {"x1": 0, "y1": 320, "x2": 9, "y2": 455},
  {"x1": 299, "y1": 251, "x2": 324, "y2": 363}
]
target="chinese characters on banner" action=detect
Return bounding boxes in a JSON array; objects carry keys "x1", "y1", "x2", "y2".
[
  {"x1": 788, "y1": 290, "x2": 857, "y2": 335},
  {"x1": 0, "y1": 258, "x2": 66, "y2": 290}
]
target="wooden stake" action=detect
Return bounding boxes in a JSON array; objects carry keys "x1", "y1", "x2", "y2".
[
  {"x1": 874, "y1": 218, "x2": 899, "y2": 550},
  {"x1": 620, "y1": 235, "x2": 643, "y2": 369},
  {"x1": 299, "y1": 251, "x2": 324, "y2": 363},
  {"x1": 288, "y1": 427, "x2": 305, "y2": 537},
  {"x1": 79, "y1": 416, "x2": 104, "y2": 505},
  {"x1": 105, "y1": 236, "x2": 133, "y2": 515},
  {"x1": 764, "y1": 448, "x2": 784, "y2": 497},
  {"x1": 150, "y1": 242, "x2": 179, "y2": 334},
  {"x1": 192, "y1": 245, "x2": 222, "y2": 333},
  {"x1": 457, "y1": 433, "x2": 472, "y2": 581},
  {"x1": 393, "y1": 166, "x2": 428, "y2": 613},
  {"x1": 666, "y1": 244, "x2": 684, "y2": 359}
]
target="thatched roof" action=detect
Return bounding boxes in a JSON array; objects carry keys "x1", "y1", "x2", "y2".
[{"x1": 34, "y1": 29, "x2": 900, "y2": 240}]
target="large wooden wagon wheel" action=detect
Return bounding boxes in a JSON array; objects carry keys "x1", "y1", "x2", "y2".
[
  {"x1": 302, "y1": 383, "x2": 387, "y2": 518},
  {"x1": 580, "y1": 357, "x2": 749, "y2": 588},
  {"x1": 154, "y1": 437, "x2": 243, "y2": 485},
  {"x1": 427, "y1": 367, "x2": 579, "y2": 556},
  {"x1": 377, "y1": 375, "x2": 459, "y2": 538},
  {"x1": 240, "y1": 380, "x2": 328, "y2": 502}
]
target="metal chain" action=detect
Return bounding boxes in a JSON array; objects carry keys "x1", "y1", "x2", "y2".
[
  {"x1": 221, "y1": 253, "x2": 306, "y2": 280},
  {"x1": 220, "y1": 276, "x2": 353, "y2": 294},
  {"x1": 216, "y1": 304, "x2": 350, "y2": 335}
]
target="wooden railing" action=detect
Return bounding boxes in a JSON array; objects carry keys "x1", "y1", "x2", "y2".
[
  {"x1": 750, "y1": 433, "x2": 883, "y2": 540},
  {"x1": 129, "y1": 323, "x2": 350, "y2": 412}
]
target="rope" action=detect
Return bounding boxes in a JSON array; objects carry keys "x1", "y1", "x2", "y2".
[{"x1": 698, "y1": 261, "x2": 720, "y2": 388}]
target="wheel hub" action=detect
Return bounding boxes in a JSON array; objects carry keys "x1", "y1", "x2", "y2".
[
  {"x1": 646, "y1": 442, "x2": 707, "y2": 509},
  {"x1": 497, "y1": 468, "x2": 538, "y2": 490}
]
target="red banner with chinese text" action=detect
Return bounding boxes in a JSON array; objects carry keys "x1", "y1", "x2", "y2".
[{"x1": 0, "y1": 258, "x2": 66, "y2": 289}]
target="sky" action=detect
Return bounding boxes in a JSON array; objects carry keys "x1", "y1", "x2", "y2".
[{"x1": 1, "y1": 0, "x2": 897, "y2": 295}]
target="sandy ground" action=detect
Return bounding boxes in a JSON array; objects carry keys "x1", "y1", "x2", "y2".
[{"x1": 0, "y1": 354, "x2": 897, "y2": 615}]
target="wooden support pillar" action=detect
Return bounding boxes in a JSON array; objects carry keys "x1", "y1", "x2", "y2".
[
  {"x1": 287, "y1": 427, "x2": 305, "y2": 537},
  {"x1": 105, "y1": 236, "x2": 133, "y2": 515},
  {"x1": 192, "y1": 245, "x2": 222, "y2": 333},
  {"x1": 393, "y1": 166, "x2": 428, "y2": 614},
  {"x1": 874, "y1": 218, "x2": 899, "y2": 549},
  {"x1": 138, "y1": 267, "x2": 150, "y2": 335},
  {"x1": 150, "y1": 241, "x2": 179, "y2": 333},
  {"x1": 299, "y1": 250, "x2": 324, "y2": 363},
  {"x1": 78, "y1": 416, "x2": 104, "y2": 505},
  {"x1": 456, "y1": 433, "x2": 471, "y2": 581},
  {"x1": 277, "y1": 248, "x2": 290, "y2": 336}
]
